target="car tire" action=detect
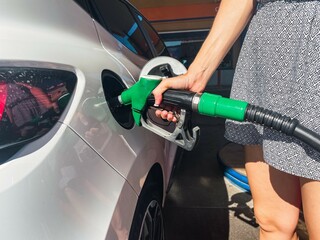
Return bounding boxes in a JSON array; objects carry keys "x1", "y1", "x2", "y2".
[{"x1": 129, "y1": 182, "x2": 164, "y2": 240}]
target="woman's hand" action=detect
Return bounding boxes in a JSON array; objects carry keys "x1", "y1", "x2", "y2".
[
  {"x1": 152, "y1": 71, "x2": 207, "y2": 122},
  {"x1": 152, "y1": 71, "x2": 207, "y2": 106}
]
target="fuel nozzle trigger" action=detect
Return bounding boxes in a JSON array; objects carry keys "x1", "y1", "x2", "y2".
[{"x1": 140, "y1": 109, "x2": 200, "y2": 151}]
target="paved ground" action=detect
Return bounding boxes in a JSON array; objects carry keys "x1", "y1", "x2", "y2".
[{"x1": 163, "y1": 86, "x2": 309, "y2": 240}]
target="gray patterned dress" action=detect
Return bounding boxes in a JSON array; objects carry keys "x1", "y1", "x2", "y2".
[{"x1": 224, "y1": 0, "x2": 320, "y2": 180}]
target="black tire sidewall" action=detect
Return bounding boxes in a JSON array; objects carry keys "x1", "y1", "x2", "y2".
[{"x1": 129, "y1": 183, "x2": 164, "y2": 240}]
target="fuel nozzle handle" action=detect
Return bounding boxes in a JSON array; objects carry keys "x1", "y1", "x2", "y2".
[
  {"x1": 155, "y1": 91, "x2": 320, "y2": 152},
  {"x1": 148, "y1": 90, "x2": 248, "y2": 122},
  {"x1": 115, "y1": 74, "x2": 320, "y2": 153},
  {"x1": 147, "y1": 90, "x2": 197, "y2": 111},
  {"x1": 117, "y1": 74, "x2": 249, "y2": 125}
]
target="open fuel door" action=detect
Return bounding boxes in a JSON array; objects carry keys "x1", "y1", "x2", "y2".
[{"x1": 139, "y1": 56, "x2": 199, "y2": 151}]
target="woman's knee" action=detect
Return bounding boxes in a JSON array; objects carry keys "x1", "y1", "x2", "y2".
[{"x1": 253, "y1": 202, "x2": 299, "y2": 236}]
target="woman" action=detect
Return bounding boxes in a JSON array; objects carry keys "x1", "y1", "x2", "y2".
[{"x1": 152, "y1": 0, "x2": 320, "y2": 239}]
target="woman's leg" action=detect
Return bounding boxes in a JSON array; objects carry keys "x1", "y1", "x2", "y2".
[
  {"x1": 300, "y1": 178, "x2": 320, "y2": 240},
  {"x1": 244, "y1": 145, "x2": 301, "y2": 240}
]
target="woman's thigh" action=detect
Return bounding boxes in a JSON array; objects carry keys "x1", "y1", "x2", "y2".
[
  {"x1": 300, "y1": 178, "x2": 320, "y2": 240},
  {"x1": 244, "y1": 145, "x2": 301, "y2": 232}
]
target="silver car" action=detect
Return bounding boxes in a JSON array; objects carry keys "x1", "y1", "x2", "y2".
[{"x1": 0, "y1": 0, "x2": 181, "y2": 239}]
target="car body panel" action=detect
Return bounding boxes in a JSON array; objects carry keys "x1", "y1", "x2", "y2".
[
  {"x1": 0, "y1": 0, "x2": 176, "y2": 189},
  {"x1": 0, "y1": 0, "x2": 177, "y2": 239},
  {"x1": 94, "y1": 22, "x2": 147, "y2": 77},
  {"x1": 0, "y1": 123, "x2": 137, "y2": 239}
]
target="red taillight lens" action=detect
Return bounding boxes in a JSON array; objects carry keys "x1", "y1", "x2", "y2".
[
  {"x1": 0, "y1": 67, "x2": 76, "y2": 149},
  {"x1": 0, "y1": 83, "x2": 7, "y2": 121}
]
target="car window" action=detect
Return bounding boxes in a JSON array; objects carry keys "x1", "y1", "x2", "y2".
[
  {"x1": 91, "y1": 0, "x2": 154, "y2": 59},
  {"x1": 74, "y1": 0, "x2": 89, "y2": 11},
  {"x1": 129, "y1": 7, "x2": 169, "y2": 57}
]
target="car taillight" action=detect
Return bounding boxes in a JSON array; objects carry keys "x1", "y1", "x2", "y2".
[
  {"x1": 0, "y1": 66, "x2": 76, "y2": 159},
  {"x1": 0, "y1": 82, "x2": 7, "y2": 121}
]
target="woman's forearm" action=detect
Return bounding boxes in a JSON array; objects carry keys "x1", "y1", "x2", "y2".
[
  {"x1": 152, "y1": 0, "x2": 256, "y2": 105},
  {"x1": 188, "y1": 0, "x2": 256, "y2": 89}
]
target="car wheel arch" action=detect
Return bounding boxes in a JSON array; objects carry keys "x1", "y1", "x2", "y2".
[
  {"x1": 140, "y1": 163, "x2": 164, "y2": 200},
  {"x1": 129, "y1": 163, "x2": 165, "y2": 240}
]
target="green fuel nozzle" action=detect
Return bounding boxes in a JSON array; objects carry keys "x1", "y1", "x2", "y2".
[
  {"x1": 116, "y1": 75, "x2": 248, "y2": 126},
  {"x1": 113, "y1": 74, "x2": 320, "y2": 153},
  {"x1": 198, "y1": 93, "x2": 248, "y2": 121},
  {"x1": 119, "y1": 75, "x2": 162, "y2": 126}
]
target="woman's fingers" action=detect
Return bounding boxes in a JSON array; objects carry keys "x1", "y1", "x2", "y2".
[
  {"x1": 152, "y1": 75, "x2": 188, "y2": 106},
  {"x1": 152, "y1": 74, "x2": 191, "y2": 123},
  {"x1": 155, "y1": 106, "x2": 179, "y2": 123},
  {"x1": 152, "y1": 78, "x2": 171, "y2": 106}
]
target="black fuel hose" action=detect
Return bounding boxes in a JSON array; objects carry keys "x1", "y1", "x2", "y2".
[
  {"x1": 110, "y1": 89, "x2": 320, "y2": 153},
  {"x1": 245, "y1": 104, "x2": 320, "y2": 152}
]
